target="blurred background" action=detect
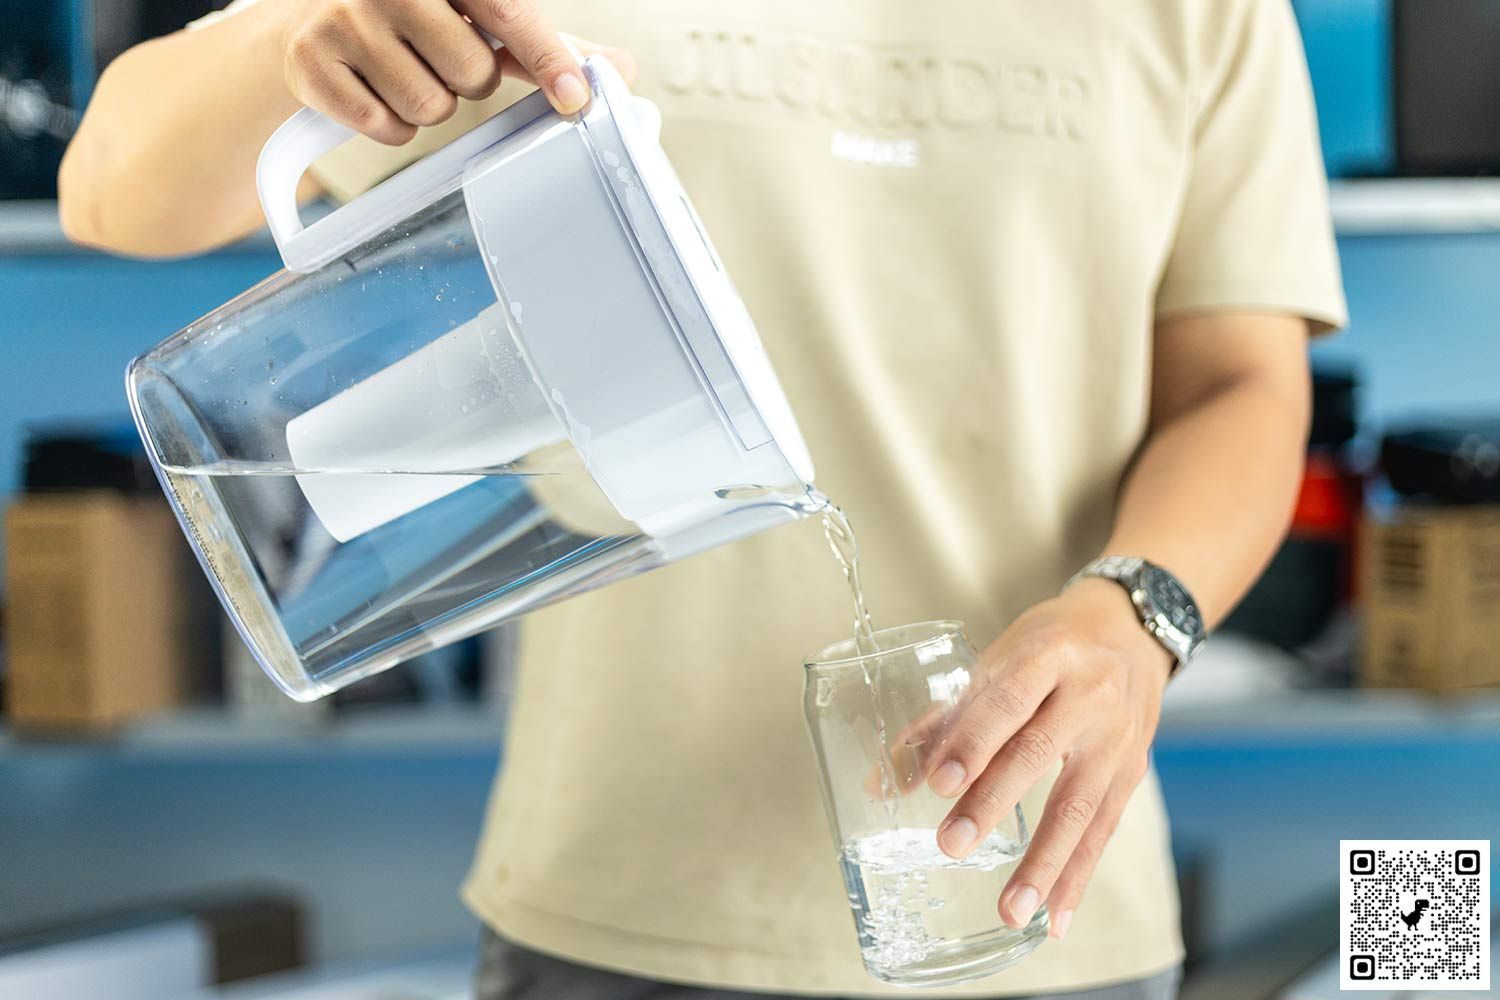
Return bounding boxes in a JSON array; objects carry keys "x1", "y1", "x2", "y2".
[{"x1": 3, "y1": 1, "x2": 1500, "y2": 997}]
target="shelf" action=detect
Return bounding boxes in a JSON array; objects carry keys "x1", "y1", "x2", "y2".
[
  {"x1": 1157, "y1": 688, "x2": 1500, "y2": 745},
  {"x1": 1329, "y1": 178, "x2": 1500, "y2": 235}
]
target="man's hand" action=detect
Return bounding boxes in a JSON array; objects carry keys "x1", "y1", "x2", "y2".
[
  {"x1": 276, "y1": 0, "x2": 636, "y2": 144},
  {"x1": 928, "y1": 578, "x2": 1172, "y2": 942}
]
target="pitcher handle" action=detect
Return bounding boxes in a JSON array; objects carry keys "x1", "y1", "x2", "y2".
[
  {"x1": 255, "y1": 108, "x2": 358, "y2": 272},
  {"x1": 256, "y1": 37, "x2": 594, "y2": 274}
]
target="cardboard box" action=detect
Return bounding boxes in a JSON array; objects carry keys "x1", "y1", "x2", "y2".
[
  {"x1": 1360, "y1": 504, "x2": 1500, "y2": 690},
  {"x1": 4, "y1": 493, "x2": 202, "y2": 730}
]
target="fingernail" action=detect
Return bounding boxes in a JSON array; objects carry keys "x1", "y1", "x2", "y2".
[
  {"x1": 939, "y1": 817, "x2": 978, "y2": 857},
  {"x1": 553, "y1": 72, "x2": 588, "y2": 112},
  {"x1": 1006, "y1": 884, "x2": 1040, "y2": 925},
  {"x1": 1050, "y1": 908, "x2": 1073, "y2": 940},
  {"x1": 930, "y1": 760, "x2": 966, "y2": 797}
]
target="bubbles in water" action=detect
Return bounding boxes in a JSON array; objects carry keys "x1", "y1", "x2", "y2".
[
  {"x1": 843, "y1": 828, "x2": 1027, "y2": 974},
  {"x1": 269, "y1": 377, "x2": 278, "y2": 385}
]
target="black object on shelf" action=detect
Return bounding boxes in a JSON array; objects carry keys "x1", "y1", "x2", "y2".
[
  {"x1": 1308, "y1": 368, "x2": 1358, "y2": 450},
  {"x1": 1223, "y1": 369, "x2": 1362, "y2": 650},
  {"x1": 0, "y1": 892, "x2": 305, "y2": 988},
  {"x1": 0, "y1": 43, "x2": 76, "y2": 200},
  {"x1": 1381, "y1": 419, "x2": 1500, "y2": 504},
  {"x1": 1394, "y1": 0, "x2": 1500, "y2": 176},
  {"x1": 20, "y1": 421, "x2": 156, "y2": 494}
]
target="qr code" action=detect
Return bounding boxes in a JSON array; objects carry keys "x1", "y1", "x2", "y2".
[{"x1": 1341, "y1": 840, "x2": 1490, "y2": 990}]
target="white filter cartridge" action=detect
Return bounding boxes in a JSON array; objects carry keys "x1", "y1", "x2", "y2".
[{"x1": 285, "y1": 303, "x2": 564, "y2": 542}]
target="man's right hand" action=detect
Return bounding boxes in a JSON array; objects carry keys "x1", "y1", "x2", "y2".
[{"x1": 275, "y1": 0, "x2": 635, "y2": 145}]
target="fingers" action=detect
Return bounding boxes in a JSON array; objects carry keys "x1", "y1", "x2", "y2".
[
  {"x1": 455, "y1": 0, "x2": 589, "y2": 113},
  {"x1": 282, "y1": 0, "x2": 638, "y2": 147},
  {"x1": 1037, "y1": 757, "x2": 1147, "y2": 939},
  {"x1": 995, "y1": 755, "x2": 1108, "y2": 927},
  {"x1": 290, "y1": 50, "x2": 417, "y2": 146},
  {"x1": 352, "y1": 31, "x2": 458, "y2": 130},
  {"x1": 395, "y1": 6, "x2": 503, "y2": 100},
  {"x1": 936, "y1": 697, "x2": 1084, "y2": 858},
  {"x1": 927, "y1": 651, "x2": 1054, "y2": 800}
]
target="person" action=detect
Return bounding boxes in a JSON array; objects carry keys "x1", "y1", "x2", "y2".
[{"x1": 59, "y1": 1, "x2": 1345, "y2": 997}]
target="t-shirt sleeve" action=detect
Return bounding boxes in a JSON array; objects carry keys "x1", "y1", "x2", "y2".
[{"x1": 1155, "y1": 0, "x2": 1347, "y2": 332}]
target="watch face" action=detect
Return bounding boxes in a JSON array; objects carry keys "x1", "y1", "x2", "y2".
[{"x1": 1144, "y1": 567, "x2": 1203, "y2": 637}]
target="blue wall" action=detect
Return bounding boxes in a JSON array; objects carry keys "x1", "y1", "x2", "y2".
[
  {"x1": 1294, "y1": 0, "x2": 1394, "y2": 177},
  {"x1": 0, "y1": 250, "x2": 277, "y2": 502},
  {"x1": 1317, "y1": 234, "x2": 1500, "y2": 431}
]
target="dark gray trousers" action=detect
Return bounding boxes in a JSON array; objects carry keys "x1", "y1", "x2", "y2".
[{"x1": 475, "y1": 931, "x2": 1181, "y2": 1000}]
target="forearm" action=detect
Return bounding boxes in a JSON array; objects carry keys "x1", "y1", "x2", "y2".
[
  {"x1": 59, "y1": 0, "x2": 305, "y2": 256},
  {"x1": 1100, "y1": 314, "x2": 1312, "y2": 626}
]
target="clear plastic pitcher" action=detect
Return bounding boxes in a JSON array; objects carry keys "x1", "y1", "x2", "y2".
[{"x1": 127, "y1": 56, "x2": 816, "y2": 700}]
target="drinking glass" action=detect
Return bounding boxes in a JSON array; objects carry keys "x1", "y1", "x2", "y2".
[{"x1": 803, "y1": 620, "x2": 1048, "y2": 987}]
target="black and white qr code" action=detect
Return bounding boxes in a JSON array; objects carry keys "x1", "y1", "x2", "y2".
[{"x1": 1341, "y1": 839, "x2": 1490, "y2": 990}]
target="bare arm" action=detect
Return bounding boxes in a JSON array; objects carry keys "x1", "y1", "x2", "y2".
[
  {"x1": 59, "y1": 0, "x2": 633, "y2": 257},
  {"x1": 59, "y1": 0, "x2": 306, "y2": 256},
  {"x1": 926, "y1": 312, "x2": 1311, "y2": 939},
  {"x1": 1101, "y1": 310, "x2": 1312, "y2": 623}
]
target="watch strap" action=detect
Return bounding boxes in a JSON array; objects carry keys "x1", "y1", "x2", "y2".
[{"x1": 1068, "y1": 556, "x2": 1200, "y2": 677}]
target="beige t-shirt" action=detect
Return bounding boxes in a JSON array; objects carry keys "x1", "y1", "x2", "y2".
[{"x1": 201, "y1": 0, "x2": 1345, "y2": 993}]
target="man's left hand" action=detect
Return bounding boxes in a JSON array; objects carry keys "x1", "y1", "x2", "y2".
[{"x1": 926, "y1": 577, "x2": 1172, "y2": 941}]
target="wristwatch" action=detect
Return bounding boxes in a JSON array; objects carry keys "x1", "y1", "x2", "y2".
[{"x1": 1068, "y1": 557, "x2": 1206, "y2": 677}]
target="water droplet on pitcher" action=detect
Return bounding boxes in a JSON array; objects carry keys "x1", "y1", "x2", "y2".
[
  {"x1": 927, "y1": 898, "x2": 945, "y2": 910},
  {"x1": 269, "y1": 376, "x2": 278, "y2": 385},
  {"x1": 816, "y1": 676, "x2": 836, "y2": 707}
]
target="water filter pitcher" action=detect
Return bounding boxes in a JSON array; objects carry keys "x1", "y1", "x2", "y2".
[{"x1": 127, "y1": 57, "x2": 816, "y2": 700}]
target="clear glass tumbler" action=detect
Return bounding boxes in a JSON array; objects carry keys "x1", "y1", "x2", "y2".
[{"x1": 803, "y1": 620, "x2": 1048, "y2": 987}]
